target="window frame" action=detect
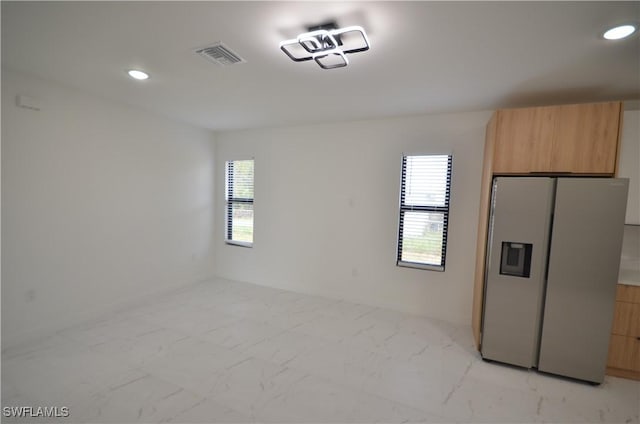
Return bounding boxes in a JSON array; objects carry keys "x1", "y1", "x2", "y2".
[
  {"x1": 225, "y1": 158, "x2": 254, "y2": 248},
  {"x1": 396, "y1": 154, "x2": 452, "y2": 271}
]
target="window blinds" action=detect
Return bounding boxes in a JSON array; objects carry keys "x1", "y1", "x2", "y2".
[
  {"x1": 397, "y1": 154, "x2": 452, "y2": 270},
  {"x1": 226, "y1": 159, "x2": 254, "y2": 245}
]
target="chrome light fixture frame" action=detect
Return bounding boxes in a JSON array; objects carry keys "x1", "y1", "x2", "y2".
[{"x1": 280, "y1": 25, "x2": 370, "y2": 69}]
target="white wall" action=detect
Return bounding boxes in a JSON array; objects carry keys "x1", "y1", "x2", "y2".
[
  {"x1": 214, "y1": 111, "x2": 491, "y2": 325},
  {"x1": 2, "y1": 69, "x2": 216, "y2": 347},
  {"x1": 6, "y1": 68, "x2": 631, "y2": 340},
  {"x1": 618, "y1": 110, "x2": 640, "y2": 225}
]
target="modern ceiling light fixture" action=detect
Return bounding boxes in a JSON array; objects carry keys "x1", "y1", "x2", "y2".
[
  {"x1": 603, "y1": 24, "x2": 637, "y2": 40},
  {"x1": 127, "y1": 69, "x2": 150, "y2": 80},
  {"x1": 280, "y1": 21, "x2": 370, "y2": 69}
]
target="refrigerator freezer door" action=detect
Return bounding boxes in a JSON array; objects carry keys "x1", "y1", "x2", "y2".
[
  {"x1": 538, "y1": 178, "x2": 629, "y2": 383},
  {"x1": 481, "y1": 177, "x2": 554, "y2": 367}
]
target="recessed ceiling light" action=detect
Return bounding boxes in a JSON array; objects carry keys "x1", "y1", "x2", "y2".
[
  {"x1": 603, "y1": 24, "x2": 637, "y2": 40},
  {"x1": 127, "y1": 69, "x2": 150, "y2": 80}
]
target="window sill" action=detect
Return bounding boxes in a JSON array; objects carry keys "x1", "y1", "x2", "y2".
[
  {"x1": 225, "y1": 240, "x2": 253, "y2": 248},
  {"x1": 397, "y1": 260, "x2": 444, "y2": 272}
]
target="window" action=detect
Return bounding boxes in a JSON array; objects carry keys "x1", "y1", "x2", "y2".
[
  {"x1": 225, "y1": 159, "x2": 254, "y2": 246},
  {"x1": 397, "y1": 154, "x2": 452, "y2": 271}
]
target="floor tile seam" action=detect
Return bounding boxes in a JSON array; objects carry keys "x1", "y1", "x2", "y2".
[
  {"x1": 83, "y1": 328, "x2": 196, "y2": 367},
  {"x1": 277, "y1": 329, "x2": 442, "y2": 377},
  {"x1": 167, "y1": 389, "x2": 252, "y2": 424},
  {"x1": 277, "y1": 354, "x2": 445, "y2": 414},
  {"x1": 130, "y1": 365, "x2": 241, "y2": 412},
  {"x1": 249, "y1": 364, "x2": 449, "y2": 422}
]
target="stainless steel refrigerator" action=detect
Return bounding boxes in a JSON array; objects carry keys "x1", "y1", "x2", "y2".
[{"x1": 481, "y1": 177, "x2": 628, "y2": 383}]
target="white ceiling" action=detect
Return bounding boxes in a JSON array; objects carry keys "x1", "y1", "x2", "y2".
[{"x1": 2, "y1": 1, "x2": 639, "y2": 131}]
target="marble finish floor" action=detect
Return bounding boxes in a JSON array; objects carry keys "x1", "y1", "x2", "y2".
[{"x1": 3, "y1": 278, "x2": 639, "y2": 423}]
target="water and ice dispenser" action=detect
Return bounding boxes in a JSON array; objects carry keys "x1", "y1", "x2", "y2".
[{"x1": 500, "y1": 242, "x2": 532, "y2": 278}]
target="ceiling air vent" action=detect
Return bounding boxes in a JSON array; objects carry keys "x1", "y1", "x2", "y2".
[{"x1": 195, "y1": 42, "x2": 246, "y2": 66}]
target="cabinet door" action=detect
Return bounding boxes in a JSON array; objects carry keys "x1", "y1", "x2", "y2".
[
  {"x1": 617, "y1": 284, "x2": 640, "y2": 303},
  {"x1": 608, "y1": 335, "x2": 640, "y2": 372},
  {"x1": 612, "y1": 302, "x2": 640, "y2": 337},
  {"x1": 630, "y1": 304, "x2": 639, "y2": 338},
  {"x1": 492, "y1": 107, "x2": 555, "y2": 173},
  {"x1": 551, "y1": 102, "x2": 621, "y2": 174}
]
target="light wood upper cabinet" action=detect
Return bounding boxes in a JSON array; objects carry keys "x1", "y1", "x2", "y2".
[
  {"x1": 491, "y1": 102, "x2": 622, "y2": 175},
  {"x1": 552, "y1": 102, "x2": 622, "y2": 173},
  {"x1": 492, "y1": 106, "x2": 555, "y2": 173}
]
